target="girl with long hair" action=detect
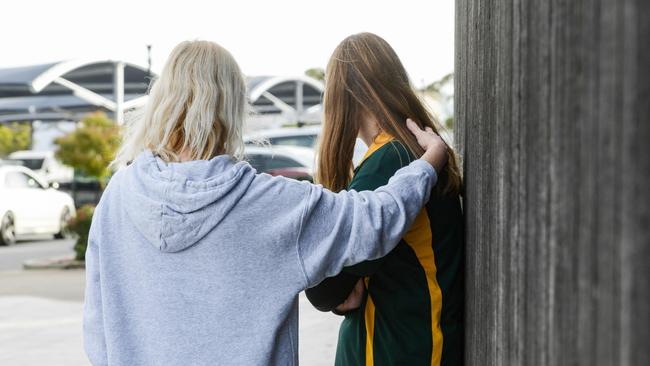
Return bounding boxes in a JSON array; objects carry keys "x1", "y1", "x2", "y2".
[
  {"x1": 306, "y1": 33, "x2": 464, "y2": 365},
  {"x1": 83, "y1": 40, "x2": 449, "y2": 365}
]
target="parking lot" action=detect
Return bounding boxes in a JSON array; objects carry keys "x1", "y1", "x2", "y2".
[{"x1": 0, "y1": 239, "x2": 342, "y2": 365}]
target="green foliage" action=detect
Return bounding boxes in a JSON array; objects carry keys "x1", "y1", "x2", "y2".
[
  {"x1": 68, "y1": 205, "x2": 95, "y2": 261},
  {"x1": 54, "y1": 112, "x2": 120, "y2": 181},
  {"x1": 0, "y1": 122, "x2": 31, "y2": 158},
  {"x1": 305, "y1": 67, "x2": 325, "y2": 81},
  {"x1": 445, "y1": 117, "x2": 454, "y2": 130},
  {"x1": 426, "y1": 72, "x2": 454, "y2": 96}
]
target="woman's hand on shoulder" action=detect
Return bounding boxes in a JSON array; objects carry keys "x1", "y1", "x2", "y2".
[{"x1": 406, "y1": 118, "x2": 448, "y2": 173}]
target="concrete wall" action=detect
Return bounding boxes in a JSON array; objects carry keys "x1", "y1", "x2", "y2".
[{"x1": 455, "y1": 0, "x2": 649, "y2": 365}]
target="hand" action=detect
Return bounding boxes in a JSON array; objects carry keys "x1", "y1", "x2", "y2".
[
  {"x1": 406, "y1": 118, "x2": 448, "y2": 172},
  {"x1": 334, "y1": 279, "x2": 365, "y2": 314}
]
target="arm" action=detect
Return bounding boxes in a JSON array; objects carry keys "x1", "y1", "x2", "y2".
[
  {"x1": 83, "y1": 227, "x2": 108, "y2": 365},
  {"x1": 297, "y1": 119, "x2": 446, "y2": 288},
  {"x1": 305, "y1": 142, "x2": 412, "y2": 310},
  {"x1": 296, "y1": 159, "x2": 437, "y2": 288},
  {"x1": 305, "y1": 271, "x2": 360, "y2": 312}
]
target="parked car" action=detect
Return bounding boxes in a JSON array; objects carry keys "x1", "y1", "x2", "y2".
[
  {"x1": 245, "y1": 126, "x2": 322, "y2": 148},
  {"x1": 0, "y1": 164, "x2": 76, "y2": 245},
  {"x1": 244, "y1": 126, "x2": 368, "y2": 166},
  {"x1": 7, "y1": 150, "x2": 74, "y2": 184},
  {"x1": 245, "y1": 145, "x2": 315, "y2": 182}
]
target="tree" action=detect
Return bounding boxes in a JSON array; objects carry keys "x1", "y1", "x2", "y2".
[
  {"x1": 0, "y1": 122, "x2": 31, "y2": 157},
  {"x1": 444, "y1": 117, "x2": 454, "y2": 130},
  {"x1": 425, "y1": 72, "x2": 453, "y2": 98},
  {"x1": 305, "y1": 67, "x2": 325, "y2": 81},
  {"x1": 424, "y1": 73, "x2": 454, "y2": 131},
  {"x1": 55, "y1": 112, "x2": 120, "y2": 261},
  {"x1": 54, "y1": 112, "x2": 120, "y2": 182}
]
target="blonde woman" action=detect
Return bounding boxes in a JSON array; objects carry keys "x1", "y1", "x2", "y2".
[{"x1": 83, "y1": 40, "x2": 448, "y2": 365}]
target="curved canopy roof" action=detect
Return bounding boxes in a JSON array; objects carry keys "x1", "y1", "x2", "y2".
[
  {"x1": 0, "y1": 59, "x2": 151, "y2": 122},
  {"x1": 246, "y1": 75, "x2": 323, "y2": 122},
  {"x1": 0, "y1": 60, "x2": 324, "y2": 127}
]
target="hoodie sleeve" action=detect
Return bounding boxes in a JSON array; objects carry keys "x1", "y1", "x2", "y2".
[
  {"x1": 83, "y1": 226, "x2": 108, "y2": 365},
  {"x1": 296, "y1": 159, "x2": 437, "y2": 288}
]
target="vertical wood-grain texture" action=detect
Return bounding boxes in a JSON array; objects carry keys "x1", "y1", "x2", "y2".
[{"x1": 455, "y1": 0, "x2": 649, "y2": 364}]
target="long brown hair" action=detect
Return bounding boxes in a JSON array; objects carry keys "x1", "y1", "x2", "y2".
[{"x1": 317, "y1": 32, "x2": 462, "y2": 194}]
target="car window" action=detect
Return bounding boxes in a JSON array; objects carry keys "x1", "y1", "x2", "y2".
[
  {"x1": 269, "y1": 135, "x2": 317, "y2": 148},
  {"x1": 246, "y1": 154, "x2": 304, "y2": 172},
  {"x1": 264, "y1": 156, "x2": 303, "y2": 170},
  {"x1": 246, "y1": 155, "x2": 266, "y2": 172},
  {"x1": 9, "y1": 158, "x2": 44, "y2": 170},
  {"x1": 4, "y1": 172, "x2": 43, "y2": 189}
]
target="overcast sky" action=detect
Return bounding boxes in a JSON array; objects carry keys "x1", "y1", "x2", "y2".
[{"x1": 0, "y1": 0, "x2": 454, "y2": 87}]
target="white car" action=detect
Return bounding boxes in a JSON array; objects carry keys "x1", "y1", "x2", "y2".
[
  {"x1": 0, "y1": 163, "x2": 76, "y2": 245},
  {"x1": 7, "y1": 150, "x2": 74, "y2": 184},
  {"x1": 244, "y1": 126, "x2": 369, "y2": 166}
]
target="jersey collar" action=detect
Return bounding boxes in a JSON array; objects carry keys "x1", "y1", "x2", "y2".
[{"x1": 359, "y1": 131, "x2": 395, "y2": 165}]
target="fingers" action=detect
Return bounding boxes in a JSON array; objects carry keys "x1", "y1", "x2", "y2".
[
  {"x1": 351, "y1": 280, "x2": 363, "y2": 295},
  {"x1": 354, "y1": 279, "x2": 365, "y2": 294},
  {"x1": 406, "y1": 118, "x2": 423, "y2": 136},
  {"x1": 407, "y1": 118, "x2": 437, "y2": 137}
]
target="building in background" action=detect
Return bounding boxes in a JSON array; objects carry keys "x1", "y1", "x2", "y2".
[
  {"x1": 0, "y1": 60, "x2": 151, "y2": 151},
  {"x1": 0, "y1": 60, "x2": 150, "y2": 124},
  {"x1": 0, "y1": 61, "x2": 324, "y2": 151},
  {"x1": 246, "y1": 75, "x2": 323, "y2": 131}
]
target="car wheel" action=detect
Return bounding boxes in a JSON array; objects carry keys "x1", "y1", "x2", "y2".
[
  {"x1": 0, "y1": 212, "x2": 16, "y2": 246},
  {"x1": 54, "y1": 207, "x2": 72, "y2": 240}
]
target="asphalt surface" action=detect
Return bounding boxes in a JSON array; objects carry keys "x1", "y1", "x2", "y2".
[{"x1": 0, "y1": 237, "x2": 76, "y2": 271}]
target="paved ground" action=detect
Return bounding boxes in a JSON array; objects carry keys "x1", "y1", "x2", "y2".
[
  {"x1": 0, "y1": 236, "x2": 75, "y2": 271},
  {"x1": 0, "y1": 239, "x2": 342, "y2": 365}
]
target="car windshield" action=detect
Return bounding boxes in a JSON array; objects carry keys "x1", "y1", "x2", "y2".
[
  {"x1": 246, "y1": 154, "x2": 304, "y2": 172},
  {"x1": 9, "y1": 158, "x2": 44, "y2": 170},
  {"x1": 265, "y1": 156, "x2": 303, "y2": 170},
  {"x1": 269, "y1": 135, "x2": 317, "y2": 148}
]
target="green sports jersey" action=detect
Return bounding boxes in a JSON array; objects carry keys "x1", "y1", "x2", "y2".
[{"x1": 306, "y1": 133, "x2": 464, "y2": 366}]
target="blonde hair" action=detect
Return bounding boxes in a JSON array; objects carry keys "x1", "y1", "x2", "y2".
[{"x1": 112, "y1": 40, "x2": 247, "y2": 166}]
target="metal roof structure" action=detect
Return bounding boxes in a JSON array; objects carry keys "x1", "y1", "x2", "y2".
[
  {"x1": 0, "y1": 60, "x2": 151, "y2": 124},
  {"x1": 0, "y1": 60, "x2": 324, "y2": 129},
  {"x1": 245, "y1": 75, "x2": 324, "y2": 130}
]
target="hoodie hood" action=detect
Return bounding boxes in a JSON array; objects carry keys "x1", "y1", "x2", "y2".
[{"x1": 119, "y1": 151, "x2": 255, "y2": 253}]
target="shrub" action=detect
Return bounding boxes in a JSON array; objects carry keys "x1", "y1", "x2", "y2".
[
  {"x1": 0, "y1": 122, "x2": 31, "y2": 158},
  {"x1": 56, "y1": 111, "x2": 119, "y2": 261},
  {"x1": 305, "y1": 67, "x2": 325, "y2": 81},
  {"x1": 54, "y1": 112, "x2": 120, "y2": 182},
  {"x1": 68, "y1": 205, "x2": 95, "y2": 261}
]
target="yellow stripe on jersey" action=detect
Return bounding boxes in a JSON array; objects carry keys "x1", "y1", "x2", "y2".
[
  {"x1": 403, "y1": 210, "x2": 444, "y2": 366},
  {"x1": 364, "y1": 279, "x2": 376, "y2": 366}
]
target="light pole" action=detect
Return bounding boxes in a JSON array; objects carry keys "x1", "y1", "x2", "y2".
[{"x1": 146, "y1": 45, "x2": 152, "y2": 80}]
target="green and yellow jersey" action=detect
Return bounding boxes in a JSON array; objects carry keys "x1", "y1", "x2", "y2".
[{"x1": 306, "y1": 132, "x2": 464, "y2": 366}]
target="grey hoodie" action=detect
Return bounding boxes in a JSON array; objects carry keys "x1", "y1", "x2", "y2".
[{"x1": 84, "y1": 150, "x2": 437, "y2": 365}]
